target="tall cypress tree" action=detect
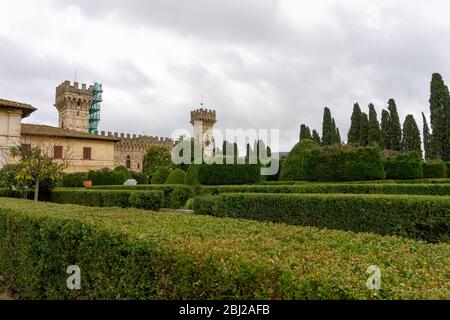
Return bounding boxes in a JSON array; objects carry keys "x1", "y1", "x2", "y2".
[
  {"x1": 429, "y1": 73, "x2": 449, "y2": 160},
  {"x1": 359, "y1": 112, "x2": 369, "y2": 146},
  {"x1": 336, "y1": 127, "x2": 341, "y2": 145},
  {"x1": 322, "y1": 107, "x2": 333, "y2": 146},
  {"x1": 299, "y1": 124, "x2": 312, "y2": 141},
  {"x1": 368, "y1": 104, "x2": 381, "y2": 146},
  {"x1": 402, "y1": 115, "x2": 422, "y2": 154},
  {"x1": 387, "y1": 99, "x2": 402, "y2": 151},
  {"x1": 347, "y1": 103, "x2": 362, "y2": 144},
  {"x1": 380, "y1": 109, "x2": 390, "y2": 149},
  {"x1": 312, "y1": 130, "x2": 321, "y2": 144},
  {"x1": 422, "y1": 112, "x2": 431, "y2": 160}
]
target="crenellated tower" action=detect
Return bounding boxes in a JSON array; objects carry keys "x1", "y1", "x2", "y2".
[
  {"x1": 190, "y1": 106, "x2": 216, "y2": 157},
  {"x1": 55, "y1": 81, "x2": 93, "y2": 132}
]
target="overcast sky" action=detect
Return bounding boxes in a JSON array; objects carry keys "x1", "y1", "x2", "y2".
[{"x1": 1, "y1": 0, "x2": 449, "y2": 152}]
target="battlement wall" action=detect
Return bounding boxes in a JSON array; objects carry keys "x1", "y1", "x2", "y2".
[
  {"x1": 190, "y1": 108, "x2": 216, "y2": 124},
  {"x1": 56, "y1": 80, "x2": 93, "y2": 98},
  {"x1": 97, "y1": 131, "x2": 173, "y2": 148}
]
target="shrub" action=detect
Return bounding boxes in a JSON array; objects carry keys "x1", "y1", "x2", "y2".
[
  {"x1": 101, "y1": 191, "x2": 131, "y2": 208},
  {"x1": 128, "y1": 191, "x2": 164, "y2": 211},
  {"x1": 279, "y1": 139, "x2": 320, "y2": 181},
  {"x1": 302, "y1": 145, "x2": 385, "y2": 182},
  {"x1": 60, "y1": 172, "x2": 89, "y2": 187},
  {"x1": 194, "y1": 193, "x2": 450, "y2": 243},
  {"x1": 169, "y1": 186, "x2": 194, "y2": 209},
  {"x1": 423, "y1": 161, "x2": 447, "y2": 178},
  {"x1": 166, "y1": 169, "x2": 186, "y2": 184},
  {"x1": 195, "y1": 164, "x2": 260, "y2": 185},
  {"x1": 130, "y1": 172, "x2": 149, "y2": 185},
  {"x1": 88, "y1": 168, "x2": 128, "y2": 186},
  {"x1": 183, "y1": 198, "x2": 194, "y2": 210},
  {"x1": 185, "y1": 165, "x2": 200, "y2": 185},
  {"x1": 2, "y1": 198, "x2": 448, "y2": 299},
  {"x1": 151, "y1": 167, "x2": 171, "y2": 184},
  {"x1": 383, "y1": 151, "x2": 423, "y2": 180},
  {"x1": 114, "y1": 166, "x2": 132, "y2": 179},
  {"x1": 51, "y1": 190, "x2": 103, "y2": 207},
  {"x1": 446, "y1": 162, "x2": 450, "y2": 178}
]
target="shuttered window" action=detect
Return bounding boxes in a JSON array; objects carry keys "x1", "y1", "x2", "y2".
[
  {"x1": 54, "y1": 146, "x2": 63, "y2": 159},
  {"x1": 83, "y1": 147, "x2": 92, "y2": 160}
]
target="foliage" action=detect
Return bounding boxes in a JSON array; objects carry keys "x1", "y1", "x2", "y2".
[
  {"x1": 383, "y1": 151, "x2": 423, "y2": 180},
  {"x1": 279, "y1": 139, "x2": 320, "y2": 181},
  {"x1": 321, "y1": 107, "x2": 334, "y2": 146},
  {"x1": 195, "y1": 164, "x2": 260, "y2": 185},
  {"x1": 130, "y1": 172, "x2": 149, "y2": 185},
  {"x1": 114, "y1": 165, "x2": 132, "y2": 180},
  {"x1": 87, "y1": 168, "x2": 128, "y2": 186},
  {"x1": 387, "y1": 99, "x2": 402, "y2": 151},
  {"x1": 169, "y1": 186, "x2": 194, "y2": 209},
  {"x1": 61, "y1": 172, "x2": 89, "y2": 187},
  {"x1": 302, "y1": 145, "x2": 385, "y2": 182},
  {"x1": 402, "y1": 115, "x2": 422, "y2": 154},
  {"x1": 151, "y1": 167, "x2": 171, "y2": 184},
  {"x1": 1, "y1": 198, "x2": 449, "y2": 299},
  {"x1": 380, "y1": 109, "x2": 390, "y2": 149},
  {"x1": 166, "y1": 168, "x2": 186, "y2": 184},
  {"x1": 185, "y1": 165, "x2": 200, "y2": 185},
  {"x1": 299, "y1": 124, "x2": 312, "y2": 141},
  {"x1": 359, "y1": 112, "x2": 369, "y2": 146},
  {"x1": 347, "y1": 103, "x2": 362, "y2": 144},
  {"x1": 368, "y1": 103, "x2": 381, "y2": 146},
  {"x1": 128, "y1": 191, "x2": 165, "y2": 211},
  {"x1": 429, "y1": 73, "x2": 450, "y2": 160},
  {"x1": 194, "y1": 193, "x2": 450, "y2": 243},
  {"x1": 422, "y1": 161, "x2": 447, "y2": 178},
  {"x1": 311, "y1": 130, "x2": 321, "y2": 144},
  {"x1": 422, "y1": 112, "x2": 431, "y2": 160},
  {"x1": 143, "y1": 145, "x2": 173, "y2": 175}
]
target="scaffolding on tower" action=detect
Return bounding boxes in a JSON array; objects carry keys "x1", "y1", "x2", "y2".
[{"x1": 89, "y1": 82, "x2": 102, "y2": 134}]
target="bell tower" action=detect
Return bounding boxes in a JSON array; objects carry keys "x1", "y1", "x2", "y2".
[
  {"x1": 190, "y1": 106, "x2": 216, "y2": 157},
  {"x1": 55, "y1": 81, "x2": 93, "y2": 132}
]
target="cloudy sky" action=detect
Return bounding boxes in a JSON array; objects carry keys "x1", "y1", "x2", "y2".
[{"x1": 0, "y1": 0, "x2": 449, "y2": 152}]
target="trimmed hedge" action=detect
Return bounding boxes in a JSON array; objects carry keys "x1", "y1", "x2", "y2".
[
  {"x1": 88, "y1": 168, "x2": 129, "y2": 186},
  {"x1": 446, "y1": 162, "x2": 450, "y2": 178},
  {"x1": 1, "y1": 198, "x2": 449, "y2": 299},
  {"x1": 151, "y1": 167, "x2": 171, "y2": 184},
  {"x1": 196, "y1": 164, "x2": 260, "y2": 185},
  {"x1": 302, "y1": 146, "x2": 385, "y2": 182},
  {"x1": 199, "y1": 184, "x2": 450, "y2": 196},
  {"x1": 185, "y1": 165, "x2": 200, "y2": 185},
  {"x1": 50, "y1": 190, "x2": 163, "y2": 211},
  {"x1": 280, "y1": 139, "x2": 320, "y2": 181},
  {"x1": 129, "y1": 191, "x2": 164, "y2": 211},
  {"x1": 166, "y1": 169, "x2": 186, "y2": 184},
  {"x1": 383, "y1": 152, "x2": 423, "y2": 180},
  {"x1": 130, "y1": 172, "x2": 149, "y2": 185},
  {"x1": 423, "y1": 161, "x2": 447, "y2": 178},
  {"x1": 60, "y1": 172, "x2": 89, "y2": 187},
  {"x1": 194, "y1": 193, "x2": 450, "y2": 243}
]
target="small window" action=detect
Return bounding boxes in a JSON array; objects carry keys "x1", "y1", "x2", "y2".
[
  {"x1": 83, "y1": 147, "x2": 92, "y2": 160},
  {"x1": 77, "y1": 100, "x2": 81, "y2": 107},
  {"x1": 126, "y1": 155, "x2": 131, "y2": 169},
  {"x1": 54, "y1": 146, "x2": 63, "y2": 159},
  {"x1": 77, "y1": 111, "x2": 80, "y2": 116}
]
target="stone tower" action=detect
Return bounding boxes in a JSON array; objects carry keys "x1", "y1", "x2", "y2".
[
  {"x1": 55, "y1": 81, "x2": 93, "y2": 133},
  {"x1": 190, "y1": 107, "x2": 216, "y2": 157}
]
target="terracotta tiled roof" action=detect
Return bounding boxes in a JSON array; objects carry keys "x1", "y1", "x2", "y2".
[
  {"x1": 21, "y1": 124, "x2": 122, "y2": 142},
  {"x1": 0, "y1": 98, "x2": 36, "y2": 118}
]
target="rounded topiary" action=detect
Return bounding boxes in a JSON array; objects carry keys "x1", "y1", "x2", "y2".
[
  {"x1": 151, "y1": 167, "x2": 171, "y2": 184},
  {"x1": 280, "y1": 139, "x2": 320, "y2": 181},
  {"x1": 185, "y1": 165, "x2": 200, "y2": 185},
  {"x1": 129, "y1": 191, "x2": 164, "y2": 211},
  {"x1": 166, "y1": 169, "x2": 187, "y2": 184},
  {"x1": 423, "y1": 161, "x2": 447, "y2": 178}
]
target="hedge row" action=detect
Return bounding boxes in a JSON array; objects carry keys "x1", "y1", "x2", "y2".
[
  {"x1": 193, "y1": 193, "x2": 450, "y2": 243},
  {"x1": 186, "y1": 164, "x2": 260, "y2": 185},
  {"x1": 423, "y1": 161, "x2": 447, "y2": 179},
  {"x1": 383, "y1": 152, "x2": 423, "y2": 180},
  {"x1": 1, "y1": 198, "x2": 449, "y2": 299},
  {"x1": 199, "y1": 184, "x2": 450, "y2": 196},
  {"x1": 50, "y1": 190, "x2": 164, "y2": 211}
]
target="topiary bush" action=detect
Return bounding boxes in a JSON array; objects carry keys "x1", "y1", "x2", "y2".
[
  {"x1": 169, "y1": 186, "x2": 194, "y2": 209},
  {"x1": 195, "y1": 164, "x2": 260, "y2": 185},
  {"x1": 383, "y1": 151, "x2": 423, "y2": 180},
  {"x1": 280, "y1": 139, "x2": 320, "y2": 181},
  {"x1": 302, "y1": 145, "x2": 385, "y2": 182},
  {"x1": 130, "y1": 172, "x2": 149, "y2": 185},
  {"x1": 151, "y1": 167, "x2": 171, "y2": 184},
  {"x1": 101, "y1": 191, "x2": 131, "y2": 208},
  {"x1": 128, "y1": 191, "x2": 164, "y2": 211},
  {"x1": 114, "y1": 166, "x2": 132, "y2": 180},
  {"x1": 60, "y1": 172, "x2": 89, "y2": 187},
  {"x1": 423, "y1": 161, "x2": 447, "y2": 178},
  {"x1": 166, "y1": 169, "x2": 186, "y2": 184},
  {"x1": 88, "y1": 168, "x2": 128, "y2": 186},
  {"x1": 185, "y1": 165, "x2": 200, "y2": 185}
]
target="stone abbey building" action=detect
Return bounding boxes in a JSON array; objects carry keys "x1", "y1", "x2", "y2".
[{"x1": 0, "y1": 80, "x2": 216, "y2": 173}]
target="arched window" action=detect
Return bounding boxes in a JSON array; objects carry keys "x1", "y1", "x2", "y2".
[{"x1": 126, "y1": 155, "x2": 131, "y2": 169}]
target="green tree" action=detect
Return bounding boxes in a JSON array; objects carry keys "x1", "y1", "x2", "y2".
[
  {"x1": 387, "y1": 99, "x2": 402, "y2": 151},
  {"x1": 429, "y1": 73, "x2": 449, "y2": 160},
  {"x1": 347, "y1": 103, "x2": 362, "y2": 144},
  {"x1": 321, "y1": 107, "x2": 334, "y2": 146},
  {"x1": 299, "y1": 124, "x2": 312, "y2": 141},
  {"x1": 368, "y1": 104, "x2": 381, "y2": 146},
  {"x1": 312, "y1": 130, "x2": 321, "y2": 144},
  {"x1": 402, "y1": 115, "x2": 422, "y2": 154},
  {"x1": 422, "y1": 112, "x2": 431, "y2": 160},
  {"x1": 143, "y1": 145, "x2": 172, "y2": 175},
  {"x1": 359, "y1": 112, "x2": 369, "y2": 146},
  {"x1": 10, "y1": 146, "x2": 66, "y2": 201},
  {"x1": 380, "y1": 109, "x2": 390, "y2": 149},
  {"x1": 335, "y1": 127, "x2": 341, "y2": 145}
]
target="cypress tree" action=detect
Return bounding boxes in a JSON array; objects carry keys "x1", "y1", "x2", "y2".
[
  {"x1": 387, "y1": 99, "x2": 402, "y2": 151},
  {"x1": 299, "y1": 124, "x2": 312, "y2": 141},
  {"x1": 368, "y1": 103, "x2": 381, "y2": 146},
  {"x1": 380, "y1": 109, "x2": 390, "y2": 149},
  {"x1": 422, "y1": 112, "x2": 431, "y2": 160},
  {"x1": 312, "y1": 130, "x2": 321, "y2": 144},
  {"x1": 429, "y1": 73, "x2": 449, "y2": 159},
  {"x1": 322, "y1": 107, "x2": 333, "y2": 146},
  {"x1": 336, "y1": 127, "x2": 341, "y2": 145},
  {"x1": 359, "y1": 112, "x2": 369, "y2": 146},
  {"x1": 347, "y1": 103, "x2": 362, "y2": 144},
  {"x1": 402, "y1": 115, "x2": 422, "y2": 154}
]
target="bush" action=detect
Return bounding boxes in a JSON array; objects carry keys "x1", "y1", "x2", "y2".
[
  {"x1": 185, "y1": 165, "x2": 200, "y2": 185},
  {"x1": 151, "y1": 167, "x2": 171, "y2": 184},
  {"x1": 446, "y1": 162, "x2": 450, "y2": 178},
  {"x1": 130, "y1": 172, "x2": 149, "y2": 185},
  {"x1": 302, "y1": 145, "x2": 385, "y2": 182},
  {"x1": 383, "y1": 151, "x2": 423, "y2": 180},
  {"x1": 129, "y1": 191, "x2": 164, "y2": 211},
  {"x1": 101, "y1": 191, "x2": 132, "y2": 208},
  {"x1": 423, "y1": 161, "x2": 447, "y2": 178},
  {"x1": 194, "y1": 164, "x2": 260, "y2": 185},
  {"x1": 280, "y1": 140, "x2": 320, "y2": 181},
  {"x1": 1, "y1": 198, "x2": 448, "y2": 299},
  {"x1": 60, "y1": 172, "x2": 89, "y2": 187},
  {"x1": 88, "y1": 168, "x2": 128, "y2": 186},
  {"x1": 184, "y1": 198, "x2": 194, "y2": 210},
  {"x1": 194, "y1": 193, "x2": 450, "y2": 243},
  {"x1": 114, "y1": 166, "x2": 132, "y2": 179},
  {"x1": 169, "y1": 186, "x2": 193, "y2": 209},
  {"x1": 166, "y1": 169, "x2": 186, "y2": 184}
]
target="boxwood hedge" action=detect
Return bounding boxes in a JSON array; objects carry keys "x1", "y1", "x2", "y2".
[
  {"x1": 383, "y1": 152, "x2": 423, "y2": 180},
  {"x1": 422, "y1": 161, "x2": 448, "y2": 178},
  {"x1": 0, "y1": 198, "x2": 449, "y2": 299},
  {"x1": 193, "y1": 193, "x2": 450, "y2": 243}
]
